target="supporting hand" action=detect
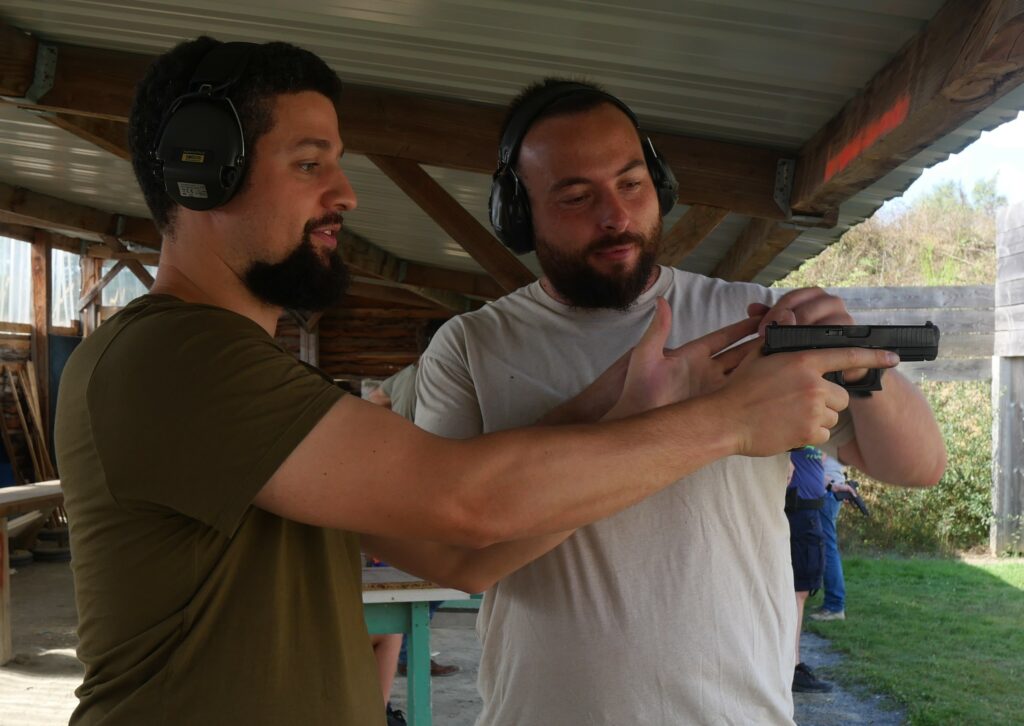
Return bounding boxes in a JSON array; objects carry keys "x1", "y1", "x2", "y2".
[
  {"x1": 605, "y1": 298, "x2": 763, "y2": 419},
  {"x1": 750, "y1": 287, "x2": 870, "y2": 383}
]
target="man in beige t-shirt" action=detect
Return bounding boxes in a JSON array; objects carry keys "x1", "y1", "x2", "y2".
[{"x1": 414, "y1": 80, "x2": 946, "y2": 724}]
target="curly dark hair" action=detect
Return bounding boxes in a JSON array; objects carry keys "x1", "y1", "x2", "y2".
[{"x1": 128, "y1": 36, "x2": 344, "y2": 233}]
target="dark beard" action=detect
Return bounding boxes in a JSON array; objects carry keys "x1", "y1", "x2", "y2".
[
  {"x1": 243, "y1": 215, "x2": 350, "y2": 312},
  {"x1": 534, "y1": 221, "x2": 661, "y2": 311}
]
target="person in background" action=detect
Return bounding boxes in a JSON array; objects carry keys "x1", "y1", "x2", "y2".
[
  {"x1": 811, "y1": 454, "x2": 852, "y2": 621},
  {"x1": 367, "y1": 350, "x2": 461, "y2": 683},
  {"x1": 787, "y1": 446, "x2": 833, "y2": 694}
]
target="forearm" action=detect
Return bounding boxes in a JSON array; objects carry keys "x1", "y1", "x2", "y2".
[
  {"x1": 841, "y1": 370, "x2": 945, "y2": 487},
  {"x1": 360, "y1": 530, "x2": 573, "y2": 593},
  {"x1": 538, "y1": 354, "x2": 628, "y2": 425},
  {"x1": 437, "y1": 394, "x2": 739, "y2": 546}
]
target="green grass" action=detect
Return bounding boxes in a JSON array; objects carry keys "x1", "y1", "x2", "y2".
[{"x1": 806, "y1": 556, "x2": 1024, "y2": 725}]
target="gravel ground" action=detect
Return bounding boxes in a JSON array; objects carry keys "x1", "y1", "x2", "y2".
[{"x1": 2, "y1": 561, "x2": 906, "y2": 726}]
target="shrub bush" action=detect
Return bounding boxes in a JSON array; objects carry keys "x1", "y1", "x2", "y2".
[{"x1": 839, "y1": 380, "x2": 993, "y2": 554}]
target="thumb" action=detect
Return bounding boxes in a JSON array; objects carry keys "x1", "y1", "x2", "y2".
[{"x1": 633, "y1": 297, "x2": 672, "y2": 362}]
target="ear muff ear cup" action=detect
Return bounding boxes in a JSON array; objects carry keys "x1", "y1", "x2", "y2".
[
  {"x1": 490, "y1": 83, "x2": 679, "y2": 256},
  {"x1": 151, "y1": 42, "x2": 255, "y2": 212},
  {"x1": 155, "y1": 95, "x2": 246, "y2": 211},
  {"x1": 643, "y1": 138, "x2": 679, "y2": 216},
  {"x1": 489, "y1": 166, "x2": 534, "y2": 255}
]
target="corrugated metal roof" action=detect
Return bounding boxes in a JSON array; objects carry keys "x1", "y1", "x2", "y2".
[
  {"x1": 0, "y1": 0, "x2": 945, "y2": 149},
  {"x1": 0, "y1": 103, "x2": 150, "y2": 218},
  {"x1": 2, "y1": 0, "x2": 1017, "y2": 286}
]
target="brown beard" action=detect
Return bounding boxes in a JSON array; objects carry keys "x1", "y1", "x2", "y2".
[{"x1": 534, "y1": 219, "x2": 662, "y2": 310}]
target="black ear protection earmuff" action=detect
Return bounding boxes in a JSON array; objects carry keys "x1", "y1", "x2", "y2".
[
  {"x1": 488, "y1": 82, "x2": 679, "y2": 255},
  {"x1": 152, "y1": 42, "x2": 257, "y2": 211}
]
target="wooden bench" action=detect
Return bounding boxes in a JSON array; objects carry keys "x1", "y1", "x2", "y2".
[{"x1": 1, "y1": 480, "x2": 63, "y2": 664}]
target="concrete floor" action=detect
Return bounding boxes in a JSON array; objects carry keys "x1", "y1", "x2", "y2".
[{"x1": 1, "y1": 560, "x2": 904, "y2": 726}]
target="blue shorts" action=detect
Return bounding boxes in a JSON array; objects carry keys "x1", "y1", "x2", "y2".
[{"x1": 787, "y1": 508, "x2": 824, "y2": 593}]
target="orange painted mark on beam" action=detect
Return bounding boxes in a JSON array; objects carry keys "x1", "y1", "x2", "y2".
[{"x1": 825, "y1": 95, "x2": 911, "y2": 182}]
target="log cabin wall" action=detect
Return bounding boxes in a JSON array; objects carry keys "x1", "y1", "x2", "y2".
[{"x1": 276, "y1": 307, "x2": 444, "y2": 381}]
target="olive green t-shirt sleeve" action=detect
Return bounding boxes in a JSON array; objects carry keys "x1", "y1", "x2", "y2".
[{"x1": 87, "y1": 304, "x2": 343, "y2": 537}]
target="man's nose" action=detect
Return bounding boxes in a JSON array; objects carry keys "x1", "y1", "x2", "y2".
[
  {"x1": 324, "y1": 165, "x2": 358, "y2": 213},
  {"x1": 599, "y1": 190, "x2": 630, "y2": 234}
]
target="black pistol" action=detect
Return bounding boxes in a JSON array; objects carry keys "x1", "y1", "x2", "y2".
[
  {"x1": 762, "y1": 322, "x2": 940, "y2": 393},
  {"x1": 828, "y1": 480, "x2": 870, "y2": 517}
]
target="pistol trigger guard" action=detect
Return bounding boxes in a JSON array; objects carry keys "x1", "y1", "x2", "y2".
[{"x1": 824, "y1": 368, "x2": 883, "y2": 394}]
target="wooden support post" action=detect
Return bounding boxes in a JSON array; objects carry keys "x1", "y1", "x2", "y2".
[
  {"x1": 993, "y1": 202, "x2": 1024, "y2": 554},
  {"x1": 1, "y1": 515, "x2": 9, "y2": 665},
  {"x1": 299, "y1": 320, "x2": 320, "y2": 367},
  {"x1": 80, "y1": 256, "x2": 102, "y2": 337},
  {"x1": 30, "y1": 230, "x2": 51, "y2": 436}
]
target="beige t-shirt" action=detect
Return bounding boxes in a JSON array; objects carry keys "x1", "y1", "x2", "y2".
[
  {"x1": 55, "y1": 295, "x2": 383, "y2": 726},
  {"x1": 416, "y1": 267, "x2": 851, "y2": 726}
]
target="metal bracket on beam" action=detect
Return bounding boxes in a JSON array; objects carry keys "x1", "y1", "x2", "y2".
[
  {"x1": 24, "y1": 43, "x2": 58, "y2": 104},
  {"x1": 774, "y1": 158, "x2": 796, "y2": 217},
  {"x1": 785, "y1": 207, "x2": 840, "y2": 230}
]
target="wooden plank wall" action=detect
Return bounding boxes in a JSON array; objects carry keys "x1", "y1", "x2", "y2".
[
  {"x1": 276, "y1": 308, "x2": 431, "y2": 379},
  {"x1": 993, "y1": 204, "x2": 1024, "y2": 554}
]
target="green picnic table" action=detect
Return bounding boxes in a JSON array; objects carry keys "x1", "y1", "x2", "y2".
[{"x1": 362, "y1": 567, "x2": 475, "y2": 726}]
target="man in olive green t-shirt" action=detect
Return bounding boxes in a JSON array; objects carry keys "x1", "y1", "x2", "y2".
[{"x1": 55, "y1": 37, "x2": 900, "y2": 725}]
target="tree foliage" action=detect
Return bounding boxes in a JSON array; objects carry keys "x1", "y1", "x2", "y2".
[{"x1": 778, "y1": 176, "x2": 1002, "y2": 289}]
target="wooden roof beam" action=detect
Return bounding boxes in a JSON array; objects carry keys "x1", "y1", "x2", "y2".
[
  {"x1": 792, "y1": 0, "x2": 1024, "y2": 216},
  {"x1": 368, "y1": 154, "x2": 535, "y2": 293},
  {"x1": 338, "y1": 229, "x2": 482, "y2": 311},
  {"x1": 0, "y1": 22, "x2": 792, "y2": 220},
  {"x1": 711, "y1": 220, "x2": 802, "y2": 282},
  {"x1": 657, "y1": 205, "x2": 729, "y2": 267},
  {"x1": 343, "y1": 280, "x2": 453, "y2": 311},
  {"x1": 0, "y1": 183, "x2": 160, "y2": 248},
  {"x1": 45, "y1": 113, "x2": 130, "y2": 161},
  {"x1": 712, "y1": 205, "x2": 838, "y2": 282},
  {"x1": 0, "y1": 187, "x2": 492, "y2": 308}
]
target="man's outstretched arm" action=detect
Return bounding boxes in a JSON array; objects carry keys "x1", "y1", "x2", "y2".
[{"x1": 254, "y1": 318, "x2": 898, "y2": 550}]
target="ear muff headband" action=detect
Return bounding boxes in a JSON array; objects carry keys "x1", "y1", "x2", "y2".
[
  {"x1": 489, "y1": 82, "x2": 678, "y2": 255},
  {"x1": 153, "y1": 42, "x2": 257, "y2": 211}
]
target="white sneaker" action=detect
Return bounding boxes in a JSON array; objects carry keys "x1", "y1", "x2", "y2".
[{"x1": 809, "y1": 608, "x2": 845, "y2": 621}]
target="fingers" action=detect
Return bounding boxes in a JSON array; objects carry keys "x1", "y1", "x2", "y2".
[
  {"x1": 758, "y1": 306, "x2": 796, "y2": 335},
  {"x1": 677, "y1": 315, "x2": 761, "y2": 358},
  {"x1": 804, "y1": 347, "x2": 899, "y2": 376},
  {"x1": 712, "y1": 337, "x2": 761, "y2": 373},
  {"x1": 762, "y1": 287, "x2": 853, "y2": 331},
  {"x1": 747, "y1": 302, "x2": 770, "y2": 318}
]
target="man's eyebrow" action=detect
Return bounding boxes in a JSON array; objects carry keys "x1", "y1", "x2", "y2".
[
  {"x1": 548, "y1": 159, "x2": 646, "y2": 193},
  {"x1": 291, "y1": 137, "x2": 333, "y2": 151}
]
